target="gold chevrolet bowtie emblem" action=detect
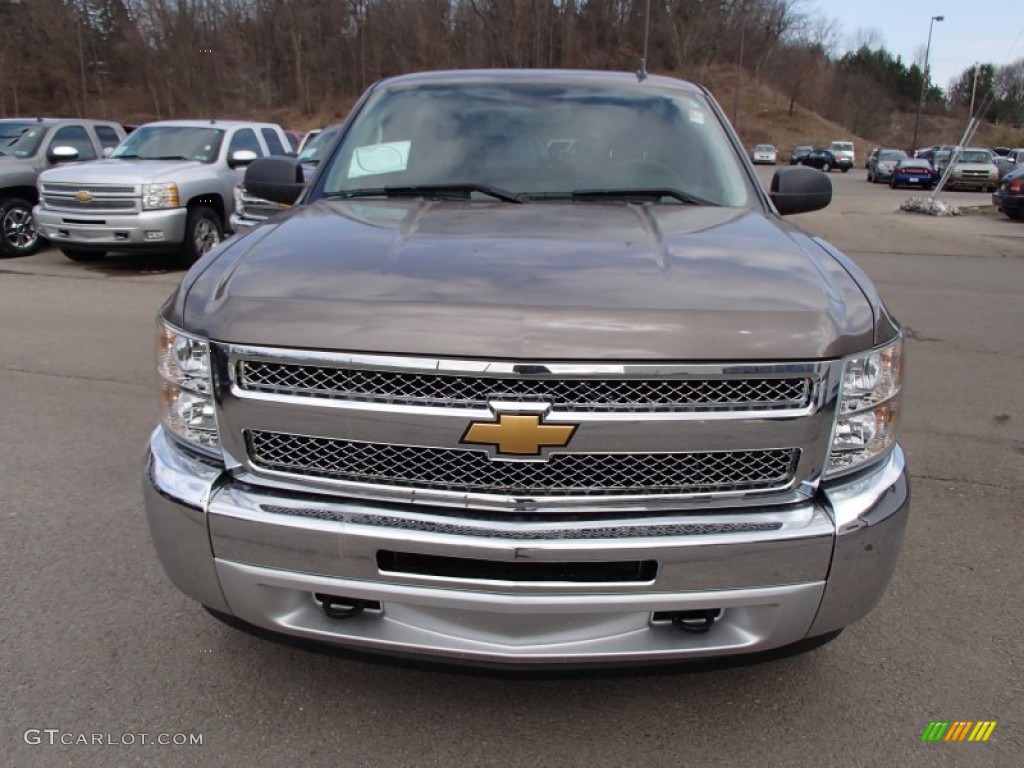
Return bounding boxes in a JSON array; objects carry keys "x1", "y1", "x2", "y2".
[
  {"x1": 74, "y1": 190, "x2": 93, "y2": 202},
  {"x1": 461, "y1": 413, "x2": 578, "y2": 456}
]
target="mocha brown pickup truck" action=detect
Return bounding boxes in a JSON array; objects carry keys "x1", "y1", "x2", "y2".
[{"x1": 144, "y1": 70, "x2": 908, "y2": 668}]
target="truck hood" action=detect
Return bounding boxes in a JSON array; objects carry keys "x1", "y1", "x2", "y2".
[
  {"x1": 38, "y1": 158, "x2": 205, "y2": 185},
  {"x1": 183, "y1": 199, "x2": 875, "y2": 360}
]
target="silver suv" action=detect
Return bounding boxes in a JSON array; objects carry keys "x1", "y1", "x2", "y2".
[{"x1": 34, "y1": 120, "x2": 290, "y2": 266}]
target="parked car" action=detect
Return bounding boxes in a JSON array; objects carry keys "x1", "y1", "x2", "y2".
[
  {"x1": 802, "y1": 148, "x2": 852, "y2": 173},
  {"x1": 231, "y1": 125, "x2": 336, "y2": 229},
  {"x1": 993, "y1": 147, "x2": 1024, "y2": 180},
  {"x1": 992, "y1": 165, "x2": 1024, "y2": 220},
  {"x1": 0, "y1": 117, "x2": 126, "y2": 257},
  {"x1": 789, "y1": 145, "x2": 813, "y2": 164},
  {"x1": 889, "y1": 157, "x2": 934, "y2": 189},
  {"x1": 866, "y1": 149, "x2": 907, "y2": 183},
  {"x1": 864, "y1": 147, "x2": 879, "y2": 169},
  {"x1": 0, "y1": 118, "x2": 36, "y2": 146},
  {"x1": 33, "y1": 119, "x2": 291, "y2": 266},
  {"x1": 144, "y1": 68, "x2": 909, "y2": 669},
  {"x1": 941, "y1": 148, "x2": 1000, "y2": 192},
  {"x1": 297, "y1": 128, "x2": 322, "y2": 154},
  {"x1": 750, "y1": 144, "x2": 777, "y2": 164},
  {"x1": 828, "y1": 140, "x2": 855, "y2": 167},
  {"x1": 992, "y1": 153, "x2": 1016, "y2": 180}
]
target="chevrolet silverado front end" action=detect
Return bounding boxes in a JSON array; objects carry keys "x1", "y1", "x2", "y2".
[{"x1": 143, "y1": 70, "x2": 909, "y2": 668}]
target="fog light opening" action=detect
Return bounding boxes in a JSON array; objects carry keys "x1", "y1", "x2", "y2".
[
  {"x1": 651, "y1": 609, "x2": 724, "y2": 634},
  {"x1": 314, "y1": 593, "x2": 381, "y2": 619}
]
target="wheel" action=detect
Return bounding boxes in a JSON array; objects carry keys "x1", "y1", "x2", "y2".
[
  {"x1": 1005, "y1": 208, "x2": 1022, "y2": 220},
  {"x1": 60, "y1": 248, "x2": 106, "y2": 262},
  {"x1": 1, "y1": 197, "x2": 41, "y2": 257},
  {"x1": 867, "y1": 170, "x2": 874, "y2": 182},
  {"x1": 841, "y1": 167, "x2": 849, "y2": 173},
  {"x1": 180, "y1": 205, "x2": 223, "y2": 268},
  {"x1": 890, "y1": 177, "x2": 897, "y2": 189}
]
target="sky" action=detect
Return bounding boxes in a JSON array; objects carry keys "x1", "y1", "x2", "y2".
[{"x1": 816, "y1": 0, "x2": 1024, "y2": 91}]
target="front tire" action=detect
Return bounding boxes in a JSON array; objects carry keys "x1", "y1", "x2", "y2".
[
  {"x1": 1005, "y1": 208, "x2": 1023, "y2": 220},
  {"x1": 1, "y1": 197, "x2": 40, "y2": 257},
  {"x1": 890, "y1": 177, "x2": 898, "y2": 189},
  {"x1": 180, "y1": 206, "x2": 223, "y2": 268},
  {"x1": 60, "y1": 248, "x2": 106, "y2": 262}
]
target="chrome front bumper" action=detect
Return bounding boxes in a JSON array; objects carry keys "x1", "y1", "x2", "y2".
[
  {"x1": 143, "y1": 428, "x2": 909, "y2": 666},
  {"x1": 33, "y1": 206, "x2": 187, "y2": 248}
]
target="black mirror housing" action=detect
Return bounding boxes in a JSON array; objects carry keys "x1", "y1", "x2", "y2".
[
  {"x1": 244, "y1": 157, "x2": 305, "y2": 205},
  {"x1": 769, "y1": 166, "x2": 832, "y2": 215}
]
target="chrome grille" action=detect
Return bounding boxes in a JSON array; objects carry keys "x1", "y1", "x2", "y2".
[
  {"x1": 42, "y1": 182, "x2": 136, "y2": 194},
  {"x1": 42, "y1": 195, "x2": 136, "y2": 211},
  {"x1": 239, "y1": 195, "x2": 286, "y2": 220},
  {"x1": 237, "y1": 361, "x2": 811, "y2": 412},
  {"x1": 246, "y1": 430, "x2": 800, "y2": 497}
]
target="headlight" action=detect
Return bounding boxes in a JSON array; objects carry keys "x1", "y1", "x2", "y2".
[
  {"x1": 233, "y1": 184, "x2": 246, "y2": 217},
  {"x1": 142, "y1": 182, "x2": 180, "y2": 210},
  {"x1": 826, "y1": 336, "x2": 902, "y2": 477},
  {"x1": 157, "y1": 319, "x2": 220, "y2": 455}
]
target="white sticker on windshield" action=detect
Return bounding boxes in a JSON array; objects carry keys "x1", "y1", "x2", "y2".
[
  {"x1": 348, "y1": 140, "x2": 411, "y2": 178},
  {"x1": 689, "y1": 109, "x2": 705, "y2": 125}
]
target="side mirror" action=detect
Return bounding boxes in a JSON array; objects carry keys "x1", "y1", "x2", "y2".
[
  {"x1": 244, "y1": 157, "x2": 304, "y2": 205},
  {"x1": 49, "y1": 145, "x2": 80, "y2": 164},
  {"x1": 769, "y1": 166, "x2": 832, "y2": 215},
  {"x1": 228, "y1": 149, "x2": 259, "y2": 169}
]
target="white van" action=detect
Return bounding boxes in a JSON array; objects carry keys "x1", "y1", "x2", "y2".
[{"x1": 829, "y1": 141, "x2": 855, "y2": 166}]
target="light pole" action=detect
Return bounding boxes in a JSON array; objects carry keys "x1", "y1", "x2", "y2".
[{"x1": 911, "y1": 14, "x2": 944, "y2": 155}]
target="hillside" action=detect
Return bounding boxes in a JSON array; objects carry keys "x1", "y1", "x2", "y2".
[{"x1": 699, "y1": 65, "x2": 1024, "y2": 157}]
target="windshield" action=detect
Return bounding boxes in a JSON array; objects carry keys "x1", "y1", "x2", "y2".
[
  {"x1": 831, "y1": 142, "x2": 854, "y2": 152},
  {"x1": 0, "y1": 120, "x2": 34, "y2": 149},
  {"x1": 4, "y1": 125, "x2": 48, "y2": 158},
  {"x1": 110, "y1": 125, "x2": 224, "y2": 163},
  {"x1": 958, "y1": 150, "x2": 992, "y2": 163},
  {"x1": 879, "y1": 150, "x2": 906, "y2": 161},
  {"x1": 317, "y1": 81, "x2": 751, "y2": 206},
  {"x1": 755, "y1": 144, "x2": 774, "y2": 151},
  {"x1": 298, "y1": 129, "x2": 336, "y2": 164}
]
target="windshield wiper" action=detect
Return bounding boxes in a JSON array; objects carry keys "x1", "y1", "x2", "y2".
[
  {"x1": 147, "y1": 155, "x2": 190, "y2": 161},
  {"x1": 327, "y1": 183, "x2": 526, "y2": 204},
  {"x1": 567, "y1": 188, "x2": 718, "y2": 206}
]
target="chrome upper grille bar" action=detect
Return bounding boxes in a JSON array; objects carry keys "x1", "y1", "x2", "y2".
[{"x1": 237, "y1": 360, "x2": 812, "y2": 412}]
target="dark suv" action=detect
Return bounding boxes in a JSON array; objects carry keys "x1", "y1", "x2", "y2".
[{"x1": 0, "y1": 118, "x2": 125, "y2": 256}]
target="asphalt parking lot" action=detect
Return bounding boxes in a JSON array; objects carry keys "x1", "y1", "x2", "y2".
[{"x1": 2, "y1": 169, "x2": 1022, "y2": 767}]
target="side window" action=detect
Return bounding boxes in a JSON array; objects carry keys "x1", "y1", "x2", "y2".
[
  {"x1": 94, "y1": 125, "x2": 122, "y2": 151},
  {"x1": 227, "y1": 128, "x2": 263, "y2": 159},
  {"x1": 261, "y1": 128, "x2": 287, "y2": 156},
  {"x1": 49, "y1": 125, "x2": 97, "y2": 161}
]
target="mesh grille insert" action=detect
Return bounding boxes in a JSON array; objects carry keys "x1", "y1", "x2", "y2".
[
  {"x1": 237, "y1": 361, "x2": 811, "y2": 412},
  {"x1": 246, "y1": 430, "x2": 799, "y2": 497}
]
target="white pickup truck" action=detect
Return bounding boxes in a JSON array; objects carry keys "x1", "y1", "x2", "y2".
[{"x1": 34, "y1": 119, "x2": 290, "y2": 266}]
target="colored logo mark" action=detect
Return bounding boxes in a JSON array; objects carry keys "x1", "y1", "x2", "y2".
[{"x1": 920, "y1": 721, "x2": 997, "y2": 742}]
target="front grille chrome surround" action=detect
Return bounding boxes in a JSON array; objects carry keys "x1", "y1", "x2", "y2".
[
  {"x1": 237, "y1": 360, "x2": 812, "y2": 413},
  {"x1": 246, "y1": 430, "x2": 800, "y2": 498}
]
